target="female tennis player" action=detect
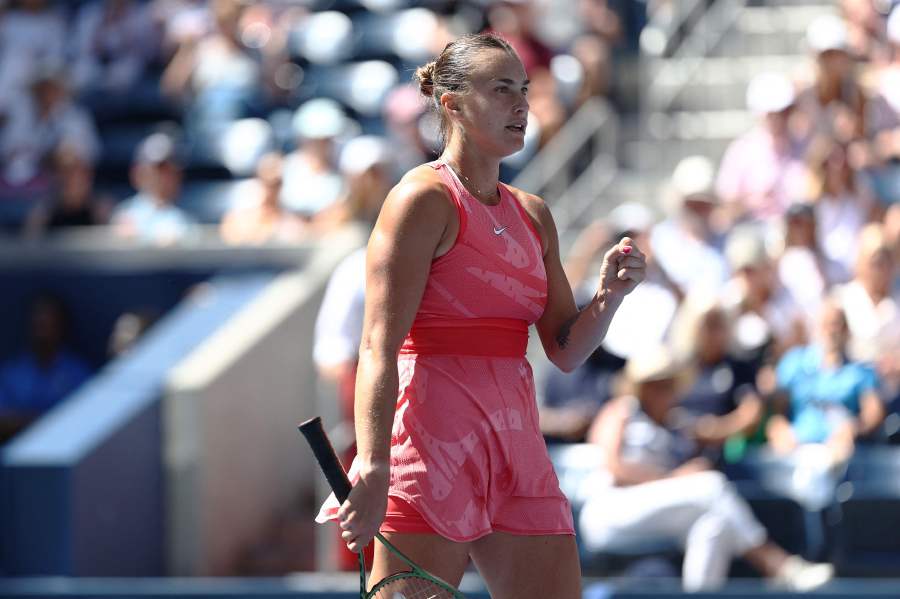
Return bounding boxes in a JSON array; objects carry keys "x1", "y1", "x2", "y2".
[{"x1": 317, "y1": 33, "x2": 646, "y2": 598}]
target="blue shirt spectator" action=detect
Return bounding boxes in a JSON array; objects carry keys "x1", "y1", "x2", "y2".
[
  {"x1": 0, "y1": 349, "x2": 90, "y2": 412},
  {"x1": 776, "y1": 344, "x2": 881, "y2": 444}
]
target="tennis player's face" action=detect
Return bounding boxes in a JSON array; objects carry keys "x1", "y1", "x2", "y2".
[{"x1": 456, "y1": 49, "x2": 530, "y2": 157}]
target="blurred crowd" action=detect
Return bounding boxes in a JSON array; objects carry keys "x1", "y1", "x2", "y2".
[
  {"x1": 0, "y1": 0, "x2": 630, "y2": 446},
  {"x1": 0, "y1": 0, "x2": 633, "y2": 245},
  {"x1": 536, "y1": 3, "x2": 900, "y2": 588}
]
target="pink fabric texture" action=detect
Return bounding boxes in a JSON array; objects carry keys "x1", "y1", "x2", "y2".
[{"x1": 316, "y1": 161, "x2": 574, "y2": 541}]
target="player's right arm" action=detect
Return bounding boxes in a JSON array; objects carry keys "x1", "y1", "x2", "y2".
[{"x1": 338, "y1": 173, "x2": 453, "y2": 553}]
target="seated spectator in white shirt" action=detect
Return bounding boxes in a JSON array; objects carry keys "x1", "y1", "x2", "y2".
[
  {"x1": 804, "y1": 137, "x2": 876, "y2": 274},
  {"x1": 70, "y1": 0, "x2": 158, "y2": 95},
  {"x1": 775, "y1": 202, "x2": 848, "y2": 324},
  {"x1": 0, "y1": 70, "x2": 100, "y2": 191},
  {"x1": 280, "y1": 99, "x2": 349, "y2": 218},
  {"x1": 835, "y1": 223, "x2": 900, "y2": 402},
  {"x1": 650, "y1": 156, "x2": 730, "y2": 294},
  {"x1": 111, "y1": 132, "x2": 196, "y2": 245},
  {"x1": 715, "y1": 72, "x2": 808, "y2": 225},
  {"x1": 0, "y1": 0, "x2": 66, "y2": 107},
  {"x1": 721, "y1": 224, "x2": 807, "y2": 362}
]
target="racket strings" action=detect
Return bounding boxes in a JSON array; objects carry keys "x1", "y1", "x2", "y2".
[{"x1": 371, "y1": 574, "x2": 458, "y2": 599}]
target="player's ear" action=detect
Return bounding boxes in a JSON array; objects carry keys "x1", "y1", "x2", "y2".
[{"x1": 440, "y1": 92, "x2": 460, "y2": 113}]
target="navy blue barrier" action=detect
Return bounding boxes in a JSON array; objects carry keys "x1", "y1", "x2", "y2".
[{"x1": 0, "y1": 274, "x2": 276, "y2": 576}]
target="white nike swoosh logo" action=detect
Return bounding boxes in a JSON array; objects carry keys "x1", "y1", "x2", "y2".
[{"x1": 493, "y1": 225, "x2": 508, "y2": 235}]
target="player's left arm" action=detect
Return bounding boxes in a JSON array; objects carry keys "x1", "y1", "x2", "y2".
[{"x1": 512, "y1": 189, "x2": 646, "y2": 372}]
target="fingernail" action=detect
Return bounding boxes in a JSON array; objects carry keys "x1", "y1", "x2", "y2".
[{"x1": 622, "y1": 246, "x2": 632, "y2": 254}]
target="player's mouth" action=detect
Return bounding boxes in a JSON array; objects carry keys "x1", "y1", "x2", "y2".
[{"x1": 505, "y1": 121, "x2": 527, "y2": 134}]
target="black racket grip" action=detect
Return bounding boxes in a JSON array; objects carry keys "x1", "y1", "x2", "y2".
[{"x1": 298, "y1": 416, "x2": 353, "y2": 504}]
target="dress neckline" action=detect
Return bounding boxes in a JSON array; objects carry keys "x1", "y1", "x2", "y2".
[{"x1": 439, "y1": 160, "x2": 503, "y2": 208}]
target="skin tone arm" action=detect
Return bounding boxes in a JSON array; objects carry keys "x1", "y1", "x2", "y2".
[
  {"x1": 588, "y1": 398, "x2": 669, "y2": 486},
  {"x1": 337, "y1": 177, "x2": 453, "y2": 553},
  {"x1": 693, "y1": 392, "x2": 764, "y2": 446},
  {"x1": 518, "y1": 194, "x2": 645, "y2": 373}
]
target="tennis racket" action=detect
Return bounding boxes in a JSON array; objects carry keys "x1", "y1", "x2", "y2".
[{"x1": 298, "y1": 416, "x2": 467, "y2": 599}]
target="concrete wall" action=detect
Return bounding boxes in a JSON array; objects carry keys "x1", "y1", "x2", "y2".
[{"x1": 163, "y1": 228, "x2": 363, "y2": 575}]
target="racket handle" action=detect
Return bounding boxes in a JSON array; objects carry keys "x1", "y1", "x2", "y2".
[{"x1": 298, "y1": 416, "x2": 353, "y2": 504}]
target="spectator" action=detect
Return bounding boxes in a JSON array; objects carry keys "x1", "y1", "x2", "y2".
[
  {"x1": 651, "y1": 155, "x2": 730, "y2": 294},
  {"x1": 576, "y1": 0, "x2": 624, "y2": 47},
  {"x1": 577, "y1": 345, "x2": 833, "y2": 592},
  {"x1": 766, "y1": 300, "x2": 885, "y2": 509},
  {"x1": 721, "y1": 225, "x2": 807, "y2": 362},
  {"x1": 69, "y1": 0, "x2": 157, "y2": 95},
  {"x1": 775, "y1": 202, "x2": 848, "y2": 322},
  {"x1": 805, "y1": 137, "x2": 876, "y2": 274},
  {"x1": 382, "y1": 84, "x2": 432, "y2": 177},
  {"x1": 485, "y1": 0, "x2": 554, "y2": 74},
  {"x1": 835, "y1": 223, "x2": 900, "y2": 403},
  {"x1": 570, "y1": 34, "x2": 613, "y2": 107},
  {"x1": 0, "y1": 69, "x2": 100, "y2": 190},
  {"x1": 669, "y1": 293, "x2": 764, "y2": 461},
  {"x1": 0, "y1": 293, "x2": 91, "y2": 443},
  {"x1": 794, "y1": 15, "x2": 867, "y2": 146},
  {"x1": 108, "y1": 309, "x2": 158, "y2": 359},
  {"x1": 863, "y1": 6, "x2": 900, "y2": 206},
  {"x1": 111, "y1": 132, "x2": 196, "y2": 245},
  {"x1": 219, "y1": 151, "x2": 304, "y2": 245},
  {"x1": 541, "y1": 203, "x2": 676, "y2": 443},
  {"x1": 161, "y1": 0, "x2": 262, "y2": 136},
  {"x1": 22, "y1": 145, "x2": 113, "y2": 238},
  {"x1": 314, "y1": 135, "x2": 394, "y2": 231},
  {"x1": 281, "y1": 99, "x2": 349, "y2": 219},
  {"x1": 715, "y1": 72, "x2": 808, "y2": 225},
  {"x1": 0, "y1": 0, "x2": 66, "y2": 107}
]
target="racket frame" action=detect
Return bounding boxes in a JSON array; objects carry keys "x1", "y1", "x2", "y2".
[{"x1": 298, "y1": 416, "x2": 466, "y2": 599}]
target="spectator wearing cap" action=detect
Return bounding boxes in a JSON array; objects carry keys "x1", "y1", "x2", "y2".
[
  {"x1": 775, "y1": 202, "x2": 847, "y2": 325},
  {"x1": 716, "y1": 72, "x2": 808, "y2": 225},
  {"x1": 111, "y1": 132, "x2": 196, "y2": 245},
  {"x1": 0, "y1": 69, "x2": 100, "y2": 191},
  {"x1": 720, "y1": 225, "x2": 807, "y2": 363},
  {"x1": 804, "y1": 137, "x2": 876, "y2": 274},
  {"x1": 650, "y1": 156, "x2": 730, "y2": 295},
  {"x1": 382, "y1": 84, "x2": 433, "y2": 177},
  {"x1": 314, "y1": 135, "x2": 395, "y2": 231},
  {"x1": 794, "y1": 14, "x2": 867, "y2": 146},
  {"x1": 220, "y1": 151, "x2": 303, "y2": 245},
  {"x1": 281, "y1": 98, "x2": 352, "y2": 219}
]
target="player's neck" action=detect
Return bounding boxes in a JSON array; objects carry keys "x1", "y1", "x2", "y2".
[{"x1": 440, "y1": 142, "x2": 501, "y2": 206}]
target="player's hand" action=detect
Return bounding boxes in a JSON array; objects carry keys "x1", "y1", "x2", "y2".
[
  {"x1": 597, "y1": 237, "x2": 646, "y2": 300},
  {"x1": 337, "y1": 464, "x2": 389, "y2": 553}
]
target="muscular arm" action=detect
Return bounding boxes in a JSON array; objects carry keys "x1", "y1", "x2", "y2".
[
  {"x1": 516, "y1": 193, "x2": 645, "y2": 372},
  {"x1": 339, "y1": 177, "x2": 452, "y2": 552}
]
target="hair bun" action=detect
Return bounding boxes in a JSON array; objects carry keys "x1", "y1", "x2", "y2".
[{"x1": 414, "y1": 61, "x2": 436, "y2": 98}]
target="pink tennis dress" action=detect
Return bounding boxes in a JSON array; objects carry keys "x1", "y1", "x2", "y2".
[{"x1": 316, "y1": 160, "x2": 575, "y2": 542}]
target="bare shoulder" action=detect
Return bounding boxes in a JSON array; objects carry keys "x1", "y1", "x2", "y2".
[
  {"x1": 371, "y1": 165, "x2": 455, "y2": 256},
  {"x1": 504, "y1": 184, "x2": 553, "y2": 253},
  {"x1": 381, "y1": 165, "x2": 453, "y2": 219}
]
